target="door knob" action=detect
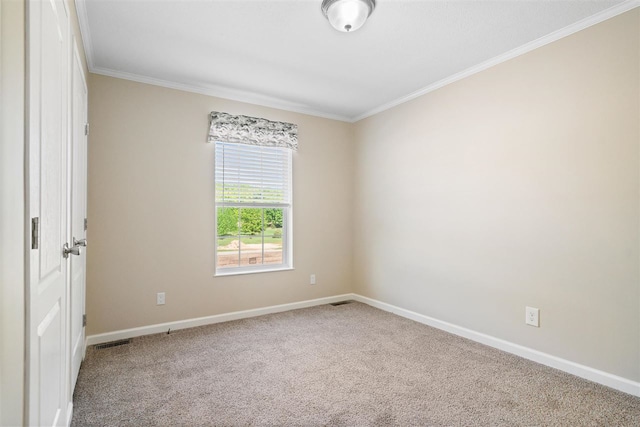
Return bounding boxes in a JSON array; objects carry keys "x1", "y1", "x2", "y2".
[
  {"x1": 73, "y1": 237, "x2": 87, "y2": 247},
  {"x1": 63, "y1": 242, "x2": 81, "y2": 258}
]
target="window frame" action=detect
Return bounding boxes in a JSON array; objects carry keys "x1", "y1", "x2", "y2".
[{"x1": 213, "y1": 142, "x2": 293, "y2": 276}]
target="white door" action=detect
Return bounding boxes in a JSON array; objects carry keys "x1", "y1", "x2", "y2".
[
  {"x1": 27, "y1": 0, "x2": 71, "y2": 425},
  {"x1": 69, "y1": 43, "x2": 88, "y2": 390}
]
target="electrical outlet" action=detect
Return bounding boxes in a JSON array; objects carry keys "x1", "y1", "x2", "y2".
[
  {"x1": 157, "y1": 292, "x2": 165, "y2": 305},
  {"x1": 525, "y1": 306, "x2": 539, "y2": 327},
  {"x1": 310, "y1": 274, "x2": 316, "y2": 285}
]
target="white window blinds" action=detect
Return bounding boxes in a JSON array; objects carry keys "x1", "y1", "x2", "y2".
[{"x1": 215, "y1": 141, "x2": 292, "y2": 206}]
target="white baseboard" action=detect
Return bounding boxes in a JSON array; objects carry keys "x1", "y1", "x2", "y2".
[
  {"x1": 85, "y1": 294, "x2": 353, "y2": 346},
  {"x1": 350, "y1": 293, "x2": 640, "y2": 397},
  {"x1": 85, "y1": 292, "x2": 639, "y2": 397}
]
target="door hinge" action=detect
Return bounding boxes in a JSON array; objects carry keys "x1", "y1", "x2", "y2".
[
  {"x1": 84, "y1": 123, "x2": 89, "y2": 136},
  {"x1": 31, "y1": 217, "x2": 39, "y2": 249},
  {"x1": 83, "y1": 314, "x2": 87, "y2": 327},
  {"x1": 84, "y1": 218, "x2": 88, "y2": 231}
]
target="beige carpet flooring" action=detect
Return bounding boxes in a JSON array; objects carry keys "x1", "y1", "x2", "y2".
[{"x1": 72, "y1": 302, "x2": 640, "y2": 426}]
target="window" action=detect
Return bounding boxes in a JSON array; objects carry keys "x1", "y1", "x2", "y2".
[{"x1": 215, "y1": 141, "x2": 292, "y2": 274}]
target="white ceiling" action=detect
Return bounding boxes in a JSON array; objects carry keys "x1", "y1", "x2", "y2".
[{"x1": 77, "y1": 0, "x2": 633, "y2": 122}]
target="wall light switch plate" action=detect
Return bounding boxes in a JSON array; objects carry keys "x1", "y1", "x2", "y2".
[
  {"x1": 310, "y1": 274, "x2": 316, "y2": 285},
  {"x1": 526, "y1": 306, "x2": 539, "y2": 327},
  {"x1": 157, "y1": 292, "x2": 165, "y2": 305}
]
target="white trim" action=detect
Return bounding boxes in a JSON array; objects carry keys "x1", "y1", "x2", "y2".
[
  {"x1": 65, "y1": 401, "x2": 73, "y2": 427},
  {"x1": 85, "y1": 291, "x2": 640, "y2": 397},
  {"x1": 75, "y1": 0, "x2": 352, "y2": 122},
  {"x1": 350, "y1": 294, "x2": 640, "y2": 397},
  {"x1": 214, "y1": 267, "x2": 294, "y2": 277},
  {"x1": 85, "y1": 294, "x2": 353, "y2": 346},
  {"x1": 89, "y1": 66, "x2": 353, "y2": 123},
  {"x1": 353, "y1": 0, "x2": 640, "y2": 122},
  {"x1": 72, "y1": 40, "x2": 87, "y2": 99},
  {"x1": 74, "y1": 0, "x2": 94, "y2": 70},
  {"x1": 74, "y1": 1, "x2": 639, "y2": 123}
]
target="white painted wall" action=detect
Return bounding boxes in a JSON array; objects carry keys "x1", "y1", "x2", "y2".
[{"x1": 353, "y1": 9, "x2": 640, "y2": 382}]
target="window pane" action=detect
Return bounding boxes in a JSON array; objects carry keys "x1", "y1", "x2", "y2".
[
  {"x1": 264, "y1": 208, "x2": 283, "y2": 265},
  {"x1": 214, "y1": 141, "x2": 291, "y2": 272},
  {"x1": 239, "y1": 208, "x2": 264, "y2": 267},
  {"x1": 217, "y1": 207, "x2": 239, "y2": 269}
]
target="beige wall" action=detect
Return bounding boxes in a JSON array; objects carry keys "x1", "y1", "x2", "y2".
[
  {"x1": 1, "y1": 1, "x2": 25, "y2": 424},
  {"x1": 353, "y1": 9, "x2": 640, "y2": 381},
  {"x1": 87, "y1": 9, "x2": 639, "y2": 383},
  {"x1": 86, "y1": 75, "x2": 354, "y2": 335}
]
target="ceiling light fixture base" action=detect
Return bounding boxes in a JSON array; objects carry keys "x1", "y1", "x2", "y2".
[{"x1": 321, "y1": 0, "x2": 376, "y2": 33}]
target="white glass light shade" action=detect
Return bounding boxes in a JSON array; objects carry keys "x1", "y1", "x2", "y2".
[{"x1": 322, "y1": 0, "x2": 375, "y2": 33}]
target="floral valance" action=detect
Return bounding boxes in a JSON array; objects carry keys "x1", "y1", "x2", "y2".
[{"x1": 208, "y1": 112, "x2": 298, "y2": 151}]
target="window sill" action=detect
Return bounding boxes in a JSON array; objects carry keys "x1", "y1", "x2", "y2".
[{"x1": 214, "y1": 267, "x2": 294, "y2": 278}]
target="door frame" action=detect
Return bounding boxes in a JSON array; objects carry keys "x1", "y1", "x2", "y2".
[{"x1": 67, "y1": 35, "x2": 88, "y2": 394}]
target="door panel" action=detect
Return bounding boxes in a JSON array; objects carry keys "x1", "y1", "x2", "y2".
[
  {"x1": 27, "y1": 0, "x2": 70, "y2": 425},
  {"x1": 70, "y1": 43, "x2": 88, "y2": 390},
  {"x1": 38, "y1": 302, "x2": 63, "y2": 426},
  {"x1": 38, "y1": 0, "x2": 64, "y2": 281}
]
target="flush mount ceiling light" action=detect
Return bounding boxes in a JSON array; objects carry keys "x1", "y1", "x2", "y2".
[{"x1": 321, "y1": 0, "x2": 376, "y2": 33}]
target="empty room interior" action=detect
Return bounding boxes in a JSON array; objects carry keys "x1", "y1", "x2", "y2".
[{"x1": 2, "y1": 0, "x2": 640, "y2": 425}]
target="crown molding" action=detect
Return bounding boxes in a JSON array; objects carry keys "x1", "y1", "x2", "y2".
[
  {"x1": 74, "y1": 1, "x2": 352, "y2": 122},
  {"x1": 90, "y1": 66, "x2": 353, "y2": 122},
  {"x1": 75, "y1": 0, "x2": 639, "y2": 124},
  {"x1": 351, "y1": 0, "x2": 640, "y2": 122}
]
